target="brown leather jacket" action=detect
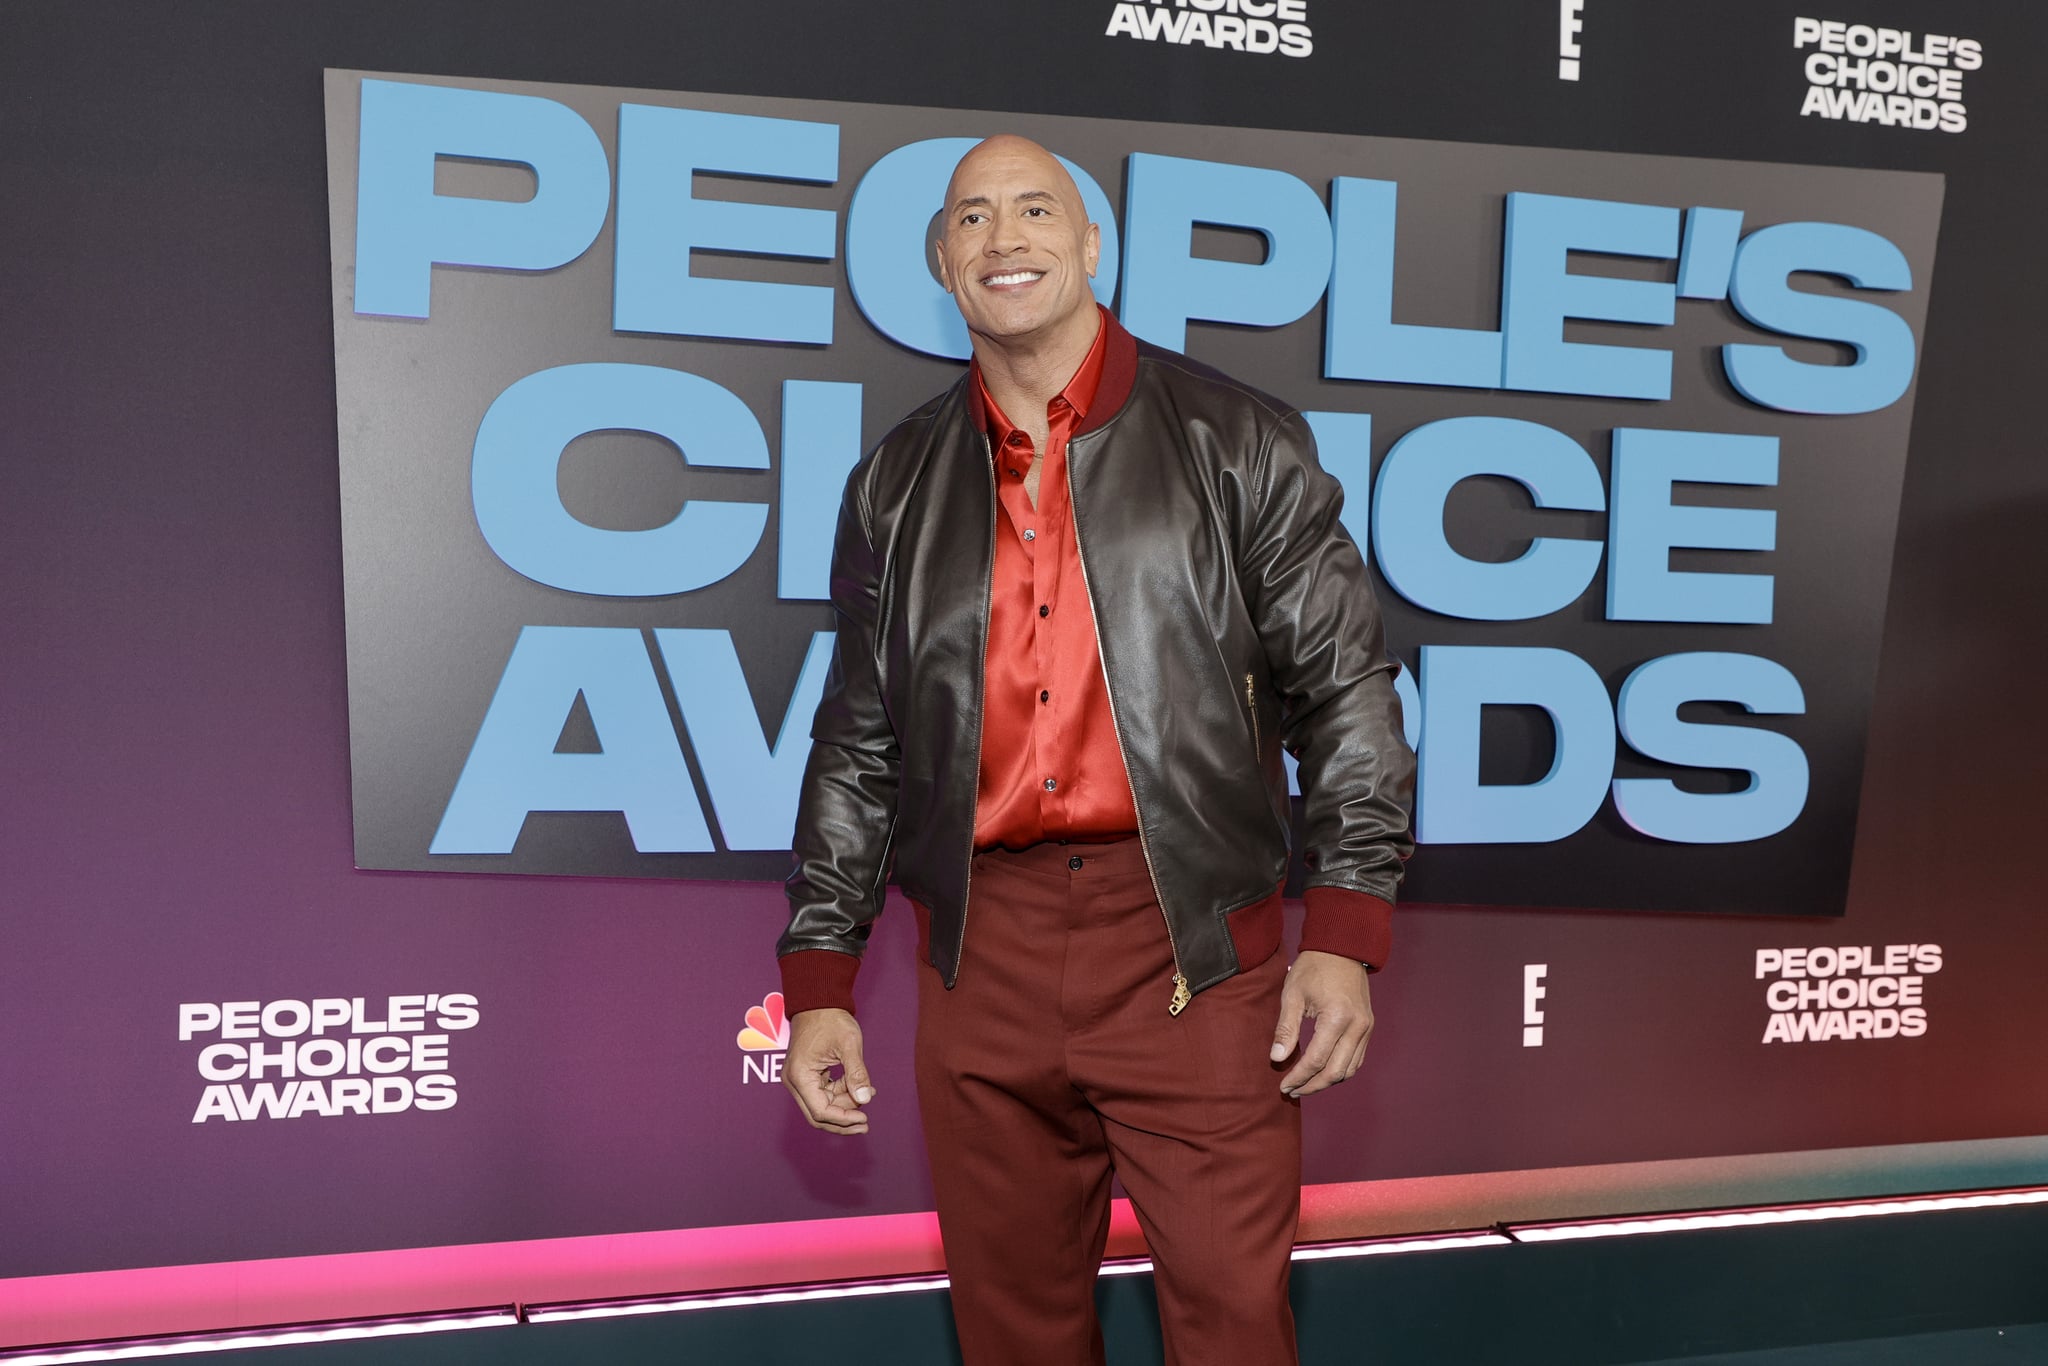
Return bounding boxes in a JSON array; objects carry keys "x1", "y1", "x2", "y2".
[{"x1": 779, "y1": 323, "x2": 1415, "y2": 1008}]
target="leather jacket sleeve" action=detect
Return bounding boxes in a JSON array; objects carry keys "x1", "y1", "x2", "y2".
[
  {"x1": 777, "y1": 460, "x2": 900, "y2": 967},
  {"x1": 1242, "y1": 411, "x2": 1417, "y2": 900}
]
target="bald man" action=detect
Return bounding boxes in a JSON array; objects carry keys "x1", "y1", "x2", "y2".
[{"x1": 777, "y1": 136, "x2": 1415, "y2": 1366}]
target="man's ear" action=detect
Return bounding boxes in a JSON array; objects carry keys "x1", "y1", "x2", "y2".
[
  {"x1": 934, "y1": 239, "x2": 954, "y2": 295},
  {"x1": 1084, "y1": 221, "x2": 1101, "y2": 278}
]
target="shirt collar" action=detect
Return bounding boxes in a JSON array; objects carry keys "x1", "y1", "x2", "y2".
[{"x1": 969, "y1": 306, "x2": 1111, "y2": 444}]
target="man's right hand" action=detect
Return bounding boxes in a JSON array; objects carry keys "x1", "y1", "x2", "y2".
[{"x1": 783, "y1": 1007, "x2": 876, "y2": 1136}]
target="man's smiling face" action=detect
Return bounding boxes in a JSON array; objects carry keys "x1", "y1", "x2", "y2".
[{"x1": 934, "y1": 136, "x2": 1101, "y2": 353}]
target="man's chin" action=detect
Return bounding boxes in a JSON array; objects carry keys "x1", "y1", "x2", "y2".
[
  {"x1": 967, "y1": 303, "x2": 1093, "y2": 351},
  {"x1": 966, "y1": 315, "x2": 1050, "y2": 348}
]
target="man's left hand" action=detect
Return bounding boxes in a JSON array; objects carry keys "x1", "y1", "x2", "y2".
[{"x1": 1269, "y1": 950, "x2": 1374, "y2": 1098}]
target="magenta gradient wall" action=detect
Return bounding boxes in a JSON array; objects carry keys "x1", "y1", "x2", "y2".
[{"x1": 4, "y1": 0, "x2": 2047, "y2": 1349}]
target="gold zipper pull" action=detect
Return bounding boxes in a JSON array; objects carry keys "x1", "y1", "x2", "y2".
[{"x1": 1168, "y1": 973, "x2": 1192, "y2": 1016}]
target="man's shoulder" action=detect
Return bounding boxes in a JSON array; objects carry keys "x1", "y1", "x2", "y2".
[
  {"x1": 889, "y1": 378, "x2": 968, "y2": 435},
  {"x1": 1129, "y1": 338, "x2": 1298, "y2": 426},
  {"x1": 851, "y1": 374, "x2": 972, "y2": 488},
  {"x1": 874, "y1": 375, "x2": 972, "y2": 455}
]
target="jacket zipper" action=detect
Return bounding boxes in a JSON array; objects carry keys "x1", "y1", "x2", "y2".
[
  {"x1": 1245, "y1": 672, "x2": 1259, "y2": 755},
  {"x1": 1066, "y1": 435, "x2": 1190, "y2": 1015},
  {"x1": 951, "y1": 435, "x2": 999, "y2": 983}
]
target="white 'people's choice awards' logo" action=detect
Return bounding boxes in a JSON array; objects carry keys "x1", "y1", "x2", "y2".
[
  {"x1": 179, "y1": 994, "x2": 480, "y2": 1122},
  {"x1": 1793, "y1": 17, "x2": 1982, "y2": 133},
  {"x1": 1105, "y1": 0, "x2": 1313, "y2": 58},
  {"x1": 1755, "y1": 945, "x2": 1941, "y2": 1044},
  {"x1": 737, "y1": 990, "x2": 791, "y2": 1085}
]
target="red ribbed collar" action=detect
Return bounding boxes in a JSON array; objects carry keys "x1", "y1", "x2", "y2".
[{"x1": 964, "y1": 305, "x2": 1138, "y2": 439}]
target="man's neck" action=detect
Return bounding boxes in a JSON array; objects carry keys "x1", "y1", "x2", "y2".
[{"x1": 971, "y1": 307, "x2": 1101, "y2": 433}]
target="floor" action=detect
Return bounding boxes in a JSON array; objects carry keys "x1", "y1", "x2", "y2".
[{"x1": 1639, "y1": 1323, "x2": 2048, "y2": 1365}]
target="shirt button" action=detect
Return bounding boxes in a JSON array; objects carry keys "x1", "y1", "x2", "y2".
[
  {"x1": 1044, "y1": 777, "x2": 1057, "y2": 791},
  {"x1": 1040, "y1": 690, "x2": 1049, "y2": 703},
  {"x1": 1069, "y1": 855, "x2": 1084, "y2": 871},
  {"x1": 1039, "y1": 604, "x2": 1050, "y2": 617},
  {"x1": 1022, "y1": 529, "x2": 1035, "y2": 541},
  {"x1": 1008, "y1": 432, "x2": 1027, "y2": 445}
]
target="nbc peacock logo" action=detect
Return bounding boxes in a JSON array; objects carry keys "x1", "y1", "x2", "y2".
[{"x1": 737, "y1": 991, "x2": 790, "y2": 1085}]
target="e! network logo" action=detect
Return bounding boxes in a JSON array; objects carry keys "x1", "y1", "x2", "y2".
[{"x1": 737, "y1": 991, "x2": 790, "y2": 1084}]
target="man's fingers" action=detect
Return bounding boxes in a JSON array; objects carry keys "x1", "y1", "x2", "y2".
[
  {"x1": 1336, "y1": 1032, "x2": 1371, "y2": 1084},
  {"x1": 788, "y1": 1066, "x2": 842, "y2": 1117},
  {"x1": 782, "y1": 1008, "x2": 873, "y2": 1135},
  {"x1": 1282, "y1": 1010, "x2": 1374, "y2": 1096},
  {"x1": 1279, "y1": 1011, "x2": 1345, "y2": 1093},
  {"x1": 791, "y1": 1066, "x2": 869, "y2": 1132},
  {"x1": 825, "y1": 1069, "x2": 876, "y2": 1119},
  {"x1": 1322, "y1": 1018, "x2": 1374, "y2": 1092},
  {"x1": 1276, "y1": 953, "x2": 1377, "y2": 1099},
  {"x1": 809, "y1": 1109, "x2": 869, "y2": 1132}
]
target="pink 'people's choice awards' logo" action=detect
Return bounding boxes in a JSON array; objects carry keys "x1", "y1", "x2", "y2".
[{"x1": 737, "y1": 991, "x2": 790, "y2": 1084}]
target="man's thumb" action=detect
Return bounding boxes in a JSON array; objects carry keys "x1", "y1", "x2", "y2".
[
  {"x1": 843, "y1": 1049, "x2": 875, "y2": 1106},
  {"x1": 1270, "y1": 1010, "x2": 1300, "y2": 1062}
]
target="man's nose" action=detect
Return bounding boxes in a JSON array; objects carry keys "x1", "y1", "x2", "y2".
[{"x1": 987, "y1": 216, "x2": 1029, "y2": 254}]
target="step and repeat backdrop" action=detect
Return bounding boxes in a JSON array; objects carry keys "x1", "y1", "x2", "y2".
[{"x1": 4, "y1": 0, "x2": 2044, "y2": 1315}]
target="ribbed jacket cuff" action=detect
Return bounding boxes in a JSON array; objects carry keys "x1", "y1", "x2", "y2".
[
  {"x1": 1299, "y1": 887, "x2": 1394, "y2": 971},
  {"x1": 778, "y1": 948, "x2": 862, "y2": 1016}
]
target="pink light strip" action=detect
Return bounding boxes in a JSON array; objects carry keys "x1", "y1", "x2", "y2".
[
  {"x1": 9, "y1": 1186, "x2": 2043, "y2": 1355},
  {"x1": 9, "y1": 1180, "x2": 2043, "y2": 1350},
  {"x1": 1508, "y1": 1185, "x2": 2048, "y2": 1243},
  {"x1": 1097, "y1": 1229, "x2": 1514, "y2": 1276},
  {"x1": 0, "y1": 1209, "x2": 955, "y2": 1350},
  {"x1": 524, "y1": 1276, "x2": 953, "y2": 1322},
  {"x1": 0, "y1": 1171, "x2": 1719, "y2": 1348},
  {"x1": 523, "y1": 1228, "x2": 1513, "y2": 1323},
  {"x1": 1290, "y1": 1230, "x2": 1512, "y2": 1261},
  {"x1": 0, "y1": 1309, "x2": 519, "y2": 1366}
]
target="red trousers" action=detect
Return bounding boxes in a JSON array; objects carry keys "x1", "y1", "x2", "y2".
[{"x1": 914, "y1": 840, "x2": 1301, "y2": 1366}]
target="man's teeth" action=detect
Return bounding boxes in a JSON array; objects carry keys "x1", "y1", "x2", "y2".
[{"x1": 985, "y1": 271, "x2": 1044, "y2": 287}]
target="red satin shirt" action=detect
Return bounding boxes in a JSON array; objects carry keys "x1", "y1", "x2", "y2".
[{"x1": 968, "y1": 311, "x2": 1140, "y2": 850}]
